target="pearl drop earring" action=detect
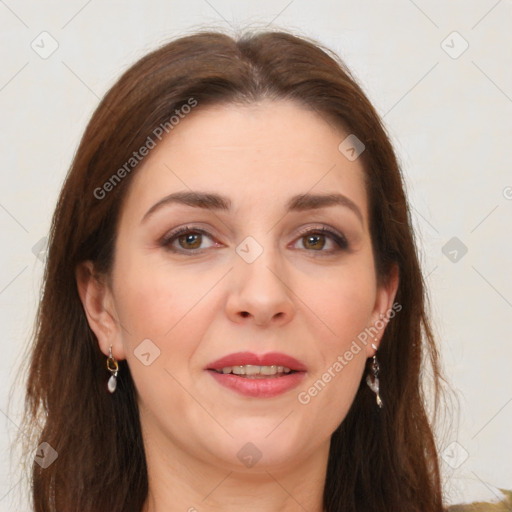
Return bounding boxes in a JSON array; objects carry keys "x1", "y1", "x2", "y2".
[
  {"x1": 366, "y1": 343, "x2": 383, "y2": 408},
  {"x1": 106, "y1": 345, "x2": 119, "y2": 393}
]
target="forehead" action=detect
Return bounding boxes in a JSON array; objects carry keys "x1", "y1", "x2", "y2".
[{"x1": 119, "y1": 100, "x2": 369, "y2": 223}]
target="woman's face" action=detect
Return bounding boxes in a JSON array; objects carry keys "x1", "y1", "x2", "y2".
[{"x1": 84, "y1": 100, "x2": 397, "y2": 472}]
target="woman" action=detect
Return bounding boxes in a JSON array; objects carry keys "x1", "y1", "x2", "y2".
[{"x1": 21, "y1": 30, "x2": 445, "y2": 511}]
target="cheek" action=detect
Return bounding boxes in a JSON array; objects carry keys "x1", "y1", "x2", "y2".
[
  {"x1": 110, "y1": 256, "x2": 226, "y2": 408},
  {"x1": 113, "y1": 254, "x2": 221, "y2": 342},
  {"x1": 292, "y1": 263, "x2": 376, "y2": 429},
  {"x1": 112, "y1": 258, "x2": 224, "y2": 420},
  {"x1": 301, "y1": 262, "x2": 377, "y2": 348}
]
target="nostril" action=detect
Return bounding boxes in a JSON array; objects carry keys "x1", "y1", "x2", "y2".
[{"x1": 240, "y1": 311, "x2": 250, "y2": 318}]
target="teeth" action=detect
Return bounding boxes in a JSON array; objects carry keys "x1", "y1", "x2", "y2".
[
  {"x1": 216, "y1": 365, "x2": 292, "y2": 376},
  {"x1": 260, "y1": 365, "x2": 276, "y2": 375},
  {"x1": 245, "y1": 365, "x2": 263, "y2": 375}
]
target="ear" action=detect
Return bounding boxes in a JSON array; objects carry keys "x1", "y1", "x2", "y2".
[
  {"x1": 75, "y1": 261, "x2": 126, "y2": 360},
  {"x1": 367, "y1": 263, "x2": 400, "y2": 356}
]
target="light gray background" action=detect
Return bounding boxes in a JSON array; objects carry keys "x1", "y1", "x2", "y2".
[{"x1": 1, "y1": 1, "x2": 511, "y2": 510}]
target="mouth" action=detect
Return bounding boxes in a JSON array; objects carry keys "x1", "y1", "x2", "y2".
[
  {"x1": 205, "y1": 352, "x2": 307, "y2": 398},
  {"x1": 209, "y1": 364, "x2": 297, "y2": 378}
]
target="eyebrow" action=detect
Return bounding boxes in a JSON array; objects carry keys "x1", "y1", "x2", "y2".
[
  {"x1": 141, "y1": 191, "x2": 231, "y2": 223},
  {"x1": 141, "y1": 191, "x2": 363, "y2": 225},
  {"x1": 286, "y1": 193, "x2": 363, "y2": 225}
]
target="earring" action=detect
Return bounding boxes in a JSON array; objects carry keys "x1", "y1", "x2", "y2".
[
  {"x1": 106, "y1": 345, "x2": 119, "y2": 394},
  {"x1": 366, "y1": 343, "x2": 383, "y2": 408}
]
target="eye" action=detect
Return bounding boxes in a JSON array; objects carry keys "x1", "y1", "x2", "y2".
[
  {"x1": 292, "y1": 227, "x2": 348, "y2": 252},
  {"x1": 162, "y1": 227, "x2": 218, "y2": 253}
]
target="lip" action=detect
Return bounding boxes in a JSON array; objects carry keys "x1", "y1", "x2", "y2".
[
  {"x1": 205, "y1": 351, "x2": 307, "y2": 398},
  {"x1": 206, "y1": 351, "x2": 307, "y2": 372}
]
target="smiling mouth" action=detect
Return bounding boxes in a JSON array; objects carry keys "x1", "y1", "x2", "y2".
[
  {"x1": 206, "y1": 354, "x2": 306, "y2": 397},
  {"x1": 209, "y1": 364, "x2": 298, "y2": 378}
]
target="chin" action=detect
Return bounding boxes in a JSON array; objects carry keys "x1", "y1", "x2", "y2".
[
  {"x1": 234, "y1": 426, "x2": 309, "y2": 468},
  {"x1": 192, "y1": 419, "x2": 309, "y2": 471}
]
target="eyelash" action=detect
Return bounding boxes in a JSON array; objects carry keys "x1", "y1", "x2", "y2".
[
  {"x1": 294, "y1": 226, "x2": 349, "y2": 253},
  {"x1": 161, "y1": 225, "x2": 349, "y2": 254}
]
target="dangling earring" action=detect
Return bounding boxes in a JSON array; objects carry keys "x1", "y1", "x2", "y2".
[
  {"x1": 366, "y1": 342, "x2": 383, "y2": 408},
  {"x1": 106, "y1": 345, "x2": 118, "y2": 394}
]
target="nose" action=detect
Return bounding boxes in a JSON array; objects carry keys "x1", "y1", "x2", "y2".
[{"x1": 225, "y1": 247, "x2": 295, "y2": 327}]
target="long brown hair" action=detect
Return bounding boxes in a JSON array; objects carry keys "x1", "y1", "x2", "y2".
[{"x1": 19, "y1": 30, "x2": 445, "y2": 511}]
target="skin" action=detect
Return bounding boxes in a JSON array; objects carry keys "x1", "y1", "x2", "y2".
[{"x1": 77, "y1": 100, "x2": 398, "y2": 512}]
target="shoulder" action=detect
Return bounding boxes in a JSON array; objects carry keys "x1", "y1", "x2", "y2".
[{"x1": 445, "y1": 489, "x2": 512, "y2": 511}]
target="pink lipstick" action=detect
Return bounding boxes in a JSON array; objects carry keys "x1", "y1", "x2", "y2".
[{"x1": 205, "y1": 351, "x2": 307, "y2": 398}]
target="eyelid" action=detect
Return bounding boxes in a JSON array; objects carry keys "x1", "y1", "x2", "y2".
[
  {"x1": 292, "y1": 225, "x2": 349, "y2": 252},
  {"x1": 159, "y1": 223, "x2": 349, "y2": 254},
  {"x1": 160, "y1": 225, "x2": 221, "y2": 253}
]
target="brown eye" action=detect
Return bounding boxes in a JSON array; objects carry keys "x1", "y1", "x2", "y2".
[
  {"x1": 177, "y1": 233, "x2": 203, "y2": 249},
  {"x1": 302, "y1": 233, "x2": 326, "y2": 250},
  {"x1": 291, "y1": 227, "x2": 349, "y2": 253},
  {"x1": 162, "y1": 227, "x2": 217, "y2": 253}
]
